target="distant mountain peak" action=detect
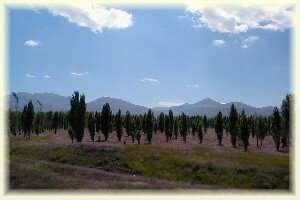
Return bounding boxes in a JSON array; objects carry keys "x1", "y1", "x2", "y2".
[{"x1": 8, "y1": 92, "x2": 274, "y2": 117}]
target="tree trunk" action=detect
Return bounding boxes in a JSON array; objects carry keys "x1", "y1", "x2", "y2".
[{"x1": 256, "y1": 136, "x2": 259, "y2": 147}]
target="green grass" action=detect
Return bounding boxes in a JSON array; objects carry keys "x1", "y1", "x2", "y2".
[
  {"x1": 119, "y1": 145, "x2": 289, "y2": 189},
  {"x1": 9, "y1": 136, "x2": 290, "y2": 189},
  {"x1": 10, "y1": 141, "x2": 132, "y2": 174}
]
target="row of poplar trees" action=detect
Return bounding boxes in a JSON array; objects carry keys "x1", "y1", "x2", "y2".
[{"x1": 8, "y1": 92, "x2": 292, "y2": 152}]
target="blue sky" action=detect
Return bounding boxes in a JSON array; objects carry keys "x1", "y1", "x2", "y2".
[{"x1": 8, "y1": 5, "x2": 292, "y2": 108}]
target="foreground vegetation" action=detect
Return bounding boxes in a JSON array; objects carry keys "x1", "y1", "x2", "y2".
[
  {"x1": 9, "y1": 130, "x2": 290, "y2": 189},
  {"x1": 8, "y1": 92, "x2": 292, "y2": 189}
]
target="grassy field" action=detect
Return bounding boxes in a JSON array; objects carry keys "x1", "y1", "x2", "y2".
[{"x1": 8, "y1": 129, "x2": 290, "y2": 190}]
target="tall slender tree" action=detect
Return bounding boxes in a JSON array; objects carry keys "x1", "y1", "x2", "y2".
[
  {"x1": 239, "y1": 110, "x2": 250, "y2": 151},
  {"x1": 52, "y1": 111, "x2": 59, "y2": 134},
  {"x1": 165, "y1": 115, "x2": 170, "y2": 142},
  {"x1": 115, "y1": 109, "x2": 123, "y2": 141},
  {"x1": 87, "y1": 112, "x2": 96, "y2": 141},
  {"x1": 21, "y1": 101, "x2": 35, "y2": 139},
  {"x1": 145, "y1": 109, "x2": 153, "y2": 144},
  {"x1": 95, "y1": 111, "x2": 101, "y2": 134},
  {"x1": 215, "y1": 111, "x2": 223, "y2": 146},
  {"x1": 69, "y1": 92, "x2": 86, "y2": 142},
  {"x1": 174, "y1": 118, "x2": 179, "y2": 140},
  {"x1": 272, "y1": 107, "x2": 281, "y2": 151},
  {"x1": 198, "y1": 121, "x2": 203, "y2": 144},
  {"x1": 169, "y1": 110, "x2": 174, "y2": 140},
  {"x1": 281, "y1": 93, "x2": 292, "y2": 148},
  {"x1": 158, "y1": 112, "x2": 165, "y2": 133},
  {"x1": 203, "y1": 115, "x2": 208, "y2": 134},
  {"x1": 180, "y1": 112, "x2": 188, "y2": 143},
  {"x1": 125, "y1": 111, "x2": 131, "y2": 137},
  {"x1": 229, "y1": 104, "x2": 238, "y2": 147},
  {"x1": 101, "y1": 103, "x2": 112, "y2": 141}
]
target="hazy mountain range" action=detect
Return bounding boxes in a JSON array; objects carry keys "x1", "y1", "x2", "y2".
[{"x1": 7, "y1": 92, "x2": 274, "y2": 117}]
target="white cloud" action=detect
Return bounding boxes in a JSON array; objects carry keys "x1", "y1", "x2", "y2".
[
  {"x1": 24, "y1": 40, "x2": 40, "y2": 46},
  {"x1": 240, "y1": 44, "x2": 248, "y2": 49},
  {"x1": 244, "y1": 36, "x2": 259, "y2": 43},
  {"x1": 139, "y1": 78, "x2": 158, "y2": 83},
  {"x1": 240, "y1": 35, "x2": 259, "y2": 48},
  {"x1": 212, "y1": 40, "x2": 225, "y2": 47},
  {"x1": 70, "y1": 72, "x2": 88, "y2": 76},
  {"x1": 158, "y1": 101, "x2": 184, "y2": 107},
  {"x1": 48, "y1": 5, "x2": 133, "y2": 33},
  {"x1": 44, "y1": 75, "x2": 51, "y2": 78},
  {"x1": 185, "y1": 5, "x2": 294, "y2": 34},
  {"x1": 187, "y1": 84, "x2": 200, "y2": 88},
  {"x1": 25, "y1": 74, "x2": 35, "y2": 78}
]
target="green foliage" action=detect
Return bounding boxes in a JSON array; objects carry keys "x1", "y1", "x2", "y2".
[
  {"x1": 272, "y1": 107, "x2": 281, "y2": 151},
  {"x1": 95, "y1": 111, "x2": 101, "y2": 133},
  {"x1": 115, "y1": 109, "x2": 123, "y2": 141},
  {"x1": 203, "y1": 115, "x2": 208, "y2": 134},
  {"x1": 145, "y1": 109, "x2": 154, "y2": 144},
  {"x1": 173, "y1": 118, "x2": 179, "y2": 139},
  {"x1": 136, "y1": 130, "x2": 141, "y2": 144},
  {"x1": 197, "y1": 122, "x2": 203, "y2": 144},
  {"x1": 87, "y1": 112, "x2": 96, "y2": 142},
  {"x1": 164, "y1": 115, "x2": 170, "y2": 142},
  {"x1": 153, "y1": 121, "x2": 157, "y2": 135},
  {"x1": 180, "y1": 112, "x2": 188, "y2": 143},
  {"x1": 52, "y1": 111, "x2": 59, "y2": 134},
  {"x1": 101, "y1": 103, "x2": 112, "y2": 141},
  {"x1": 21, "y1": 101, "x2": 35, "y2": 139},
  {"x1": 158, "y1": 112, "x2": 165, "y2": 133},
  {"x1": 214, "y1": 111, "x2": 223, "y2": 145},
  {"x1": 34, "y1": 112, "x2": 44, "y2": 136},
  {"x1": 169, "y1": 110, "x2": 174, "y2": 139},
  {"x1": 229, "y1": 104, "x2": 238, "y2": 147},
  {"x1": 281, "y1": 93, "x2": 292, "y2": 148},
  {"x1": 69, "y1": 91, "x2": 87, "y2": 142},
  {"x1": 257, "y1": 116, "x2": 266, "y2": 146},
  {"x1": 125, "y1": 111, "x2": 131, "y2": 137},
  {"x1": 239, "y1": 110, "x2": 250, "y2": 151}
]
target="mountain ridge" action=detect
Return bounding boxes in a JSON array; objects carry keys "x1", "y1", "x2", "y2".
[{"x1": 7, "y1": 92, "x2": 274, "y2": 117}]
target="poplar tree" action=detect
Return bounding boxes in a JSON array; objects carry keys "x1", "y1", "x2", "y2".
[
  {"x1": 101, "y1": 103, "x2": 112, "y2": 141},
  {"x1": 52, "y1": 111, "x2": 59, "y2": 134},
  {"x1": 180, "y1": 113, "x2": 188, "y2": 143},
  {"x1": 198, "y1": 121, "x2": 203, "y2": 144},
  {"x1": 272, "y1": 107, "x2": 281, "y2": 151},
  {"x1": 21, "y1": 101, "x2": 35, "y2": 139},
  {"x1": 145, "y1": 109, "x2": 153, "y2": 144},
  {"x1": 281, "y1": 94, "x2": 292, "y2": 148},
  {"x1": 125, "y1": 111, "x2": 131, "y2": 137},
  {"x1": 158, "y1": 112, "x2": 165, "y2": 133},
  {"x1": 215, "y1": 111, "x2": 223, "y2": 146},
  {"x1": 87, "y1": 112, "x2": 96, "y2": 141},
  {"x1": 203, "y1": 115, "x2": 208, "y2": 133},
  {"x1": 165, "y1": 115, "x2": 170, "y2": 142},
  {"x1": 239, "y1": 110, "x2": 250, "y2": 151},
  {"x1": 169, "y1": 110, "x2": 174, "y2": 139},
  {"x1": 174, "y1": 118, "x2": 179, "y2": 139},
  {"x1": 69, "y1": 91, "x2": 86, "y2": 142},
  {"x1": 115, "y1": 109, "x2": 123, "y2": 141},
  {"x1": 95, "y1": 111, "x2": 101, "y2": 134},
  {"x1": 229, "y1": 104, "x2": 238, "y2": 147}
]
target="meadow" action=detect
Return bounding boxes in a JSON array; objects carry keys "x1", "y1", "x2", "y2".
[{"x1": 9, "y1": 128, "x2": 290, "y2": 190}]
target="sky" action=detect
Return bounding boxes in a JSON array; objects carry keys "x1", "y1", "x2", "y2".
[{"x1": 8, "y1": 4, "x2": 293, "y2": 108}]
